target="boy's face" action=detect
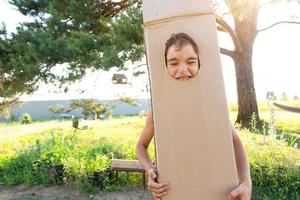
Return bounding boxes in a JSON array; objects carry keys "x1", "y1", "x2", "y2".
[{"x1": 166, "y1": 44, "x2": 199, "y2": 81}]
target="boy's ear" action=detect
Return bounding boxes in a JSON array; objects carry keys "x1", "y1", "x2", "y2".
[{"x1": 198, "y1": 58, "x2": 201, "y2": 69}]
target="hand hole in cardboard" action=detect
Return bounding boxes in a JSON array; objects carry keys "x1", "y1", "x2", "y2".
[{"x1": 165, "y1": 33, "x2": 200, "y2": 81}]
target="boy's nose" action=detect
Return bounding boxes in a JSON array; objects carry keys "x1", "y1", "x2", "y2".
[
  {"x1": 177, "y1": 64, "x2": 189, "y2": 74},
  {"x1": 175, "y1": 64, "x2": 191, "y2": 79},
  {"x1": 179, "y1": 64, "x2": 188, "y2": 71}
]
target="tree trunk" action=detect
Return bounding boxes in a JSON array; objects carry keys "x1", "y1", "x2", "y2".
[
  {"x1": 233, "y1": 6, "x2": 260, "y2": 127},
  {"x1": 0, "y1": 75, "x2": 3, "y2": 92},
  {"x1": 234, "y1": 49, "x2": 259, "y2": 127}
]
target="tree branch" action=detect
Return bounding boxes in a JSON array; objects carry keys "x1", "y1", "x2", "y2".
[
  {"x1": 217, "y1": 25, "x2": 226, "y2": 32},
  {"x1": 133, "y1": 63, "x2": 147, "y2": 69},
  {"x1": 95, "y1": 0, "x2": 139, "y2": 18},
  {"x1": 220, "y1": 48, "x2": 235, "y2": 58},
  {"x1": 257, "y1": 21, "x2": 300, "y2": 32},
  {"x1": 216, "y1": 15, "x2": 243, "y2": 53},
  {"x1": 0, "y1": 96, "x2": 21, "y2": 114}
]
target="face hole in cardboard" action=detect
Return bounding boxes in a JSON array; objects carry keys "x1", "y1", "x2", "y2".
[{"x1": 165, "y1": 33, "x2": 200, "y2": 81}]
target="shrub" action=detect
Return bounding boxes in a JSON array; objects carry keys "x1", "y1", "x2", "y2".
[
  {"x1": 21, "y1": 113, "x2": 32, "y2": 124},
  {"x1": 0, "y1": 116, "x2": 299, "y2": 198},
  {"x1": 239, "y1": 130, "x2": 300, "y2": 199}
]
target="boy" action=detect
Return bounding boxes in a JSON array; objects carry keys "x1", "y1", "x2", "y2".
[{"x1": 136, "y1": 33, "x2": 252, "y2": 200}]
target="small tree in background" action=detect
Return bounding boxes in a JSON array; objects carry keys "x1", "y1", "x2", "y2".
[
  {"x1": 90, "y1": 102, "x2": 109, "y2": 120},
  {"x1": 120, "y1": 96, "x2": 139, "y2": 106},
  {"x1": 48, "y1": 104, "x2": 67, "y2": 115},
  {"x1": 48, "y1": 99, "x2": 115, "y2": 120},
  {"x1": 21, "y1": 113, "x2": 32, "y2": 124},
  {"x1": 280, "y1": 92, "x2": 288, "y2": 101},
  {"x1": 266, "y1": 91, "x2": 277, "y2": 101}
]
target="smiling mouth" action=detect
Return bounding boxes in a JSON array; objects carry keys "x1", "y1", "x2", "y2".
[{"x1": 176, "y1": 75, "x2": 192, "y2": 81}]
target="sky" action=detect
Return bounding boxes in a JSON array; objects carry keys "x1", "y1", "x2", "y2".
[{"x1": 0, "y1": 0, "x2": 300, "y2": 103}]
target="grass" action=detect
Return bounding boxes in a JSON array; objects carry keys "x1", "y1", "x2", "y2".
[
  {"x1": 229, "y1": 100, "x2": 300, "y2": 135},
  {"x1": 0, "y1": 105, "x2": 300, "y2": 199},
  {"x1": 0, "y1": 116, "x2": 155, "y2": 190}
]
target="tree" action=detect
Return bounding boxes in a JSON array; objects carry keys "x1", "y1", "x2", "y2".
[
  {"x1": 48, "y1": 99, "x2": 111, "y2": 120},
  {"x1": 3, "y1": 0, "x2": 300, "y2": 127},
  {"x1": 48, "y1": 104, "x2": 67, "y2": 115},
  {"x1": 280, "y1": 92, "x2": 288, "y2": 101},
  {"x1": 214, "y1": 0, "x2": 300, "y2": 127},
  {"x1": 120, "y1": 96, "x2": 139, "y2": 106},
  {"x1": 266, "y1": 91, "x2": 277, "y2": 101},
  {"x1": 1, "y1": 0, "x2": 142, "y2": 108}
]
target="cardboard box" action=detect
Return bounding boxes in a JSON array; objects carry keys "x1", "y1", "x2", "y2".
[{"x1": 143, "y1": 0, "x2": 239, "y2": 199}]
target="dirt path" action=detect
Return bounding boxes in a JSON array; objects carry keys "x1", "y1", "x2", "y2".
[{"x1": 0, "y1": 184, "x2": 152, "y2": 200}]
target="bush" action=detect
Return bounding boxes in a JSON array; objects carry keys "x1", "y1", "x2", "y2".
[
  {"x1": 0, "y1": 117, "x2": 147, "y2": 190},
  {"x1": 1, "y1": 116, "x2": 299, "y2": 198},
  {"x1": 251, "y1": 164, "x2": 300, "y2": 199},
  {"x1": 241, "y1": 106, "x2": 300, "y2": 199},
  {"x1": 239, "y1": 130, "x2": 300, "y2": 199},
  {"x1": 21, "y1": 113, "x2": 32, "y2": 124}
]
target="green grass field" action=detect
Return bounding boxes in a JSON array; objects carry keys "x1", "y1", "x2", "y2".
[
  {"x1": 0, "y1": 103, "x2": 300, "y2": 199},
  {"x1": 228, "y1": 100, "x2": 300, "y2": 134}
]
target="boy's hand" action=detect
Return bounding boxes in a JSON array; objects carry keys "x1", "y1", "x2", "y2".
[
  {"x1": 147, "y1": 168, "x2": 170, "y2": 200},
  {"x1": 228, "y1": 180, "x2": 252, "y2": 200}
]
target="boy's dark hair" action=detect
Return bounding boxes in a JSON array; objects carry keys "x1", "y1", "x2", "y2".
[{"x1": 164, "y1": 33, "x2": 200, "y2": 68}]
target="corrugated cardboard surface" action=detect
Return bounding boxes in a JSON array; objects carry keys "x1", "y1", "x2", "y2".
[
  {"x1": 143, "y1": 0, "x2": 213, "y2": 24},
  {"x1": 143, "y1": 0, "x2": 239, "y2": 199}
]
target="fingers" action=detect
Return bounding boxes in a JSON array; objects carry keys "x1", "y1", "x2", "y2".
[
  {"x1": 148, "y1": 181, "x2": 170, "y2": 193},
  {"x1": 153, "y1": 189, "x2": 169, "y2": 200},
  {"x1": 147, "y1": 169, "x2": 170, "y2": 199},
  {"x1": 228, "y1": 183, "x2": 250, "y2": 200},
  {"x1": 148, "y1": 181, "x2": 170, "y2": 199}
]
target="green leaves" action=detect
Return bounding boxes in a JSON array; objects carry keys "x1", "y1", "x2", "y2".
[{"x1": 1, "y1": 0, "x2": 144, "y2": 106}]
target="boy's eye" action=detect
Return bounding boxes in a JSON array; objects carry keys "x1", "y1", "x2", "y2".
[{"x1": 168, "y1": 63, "x2": 178, "y2": 66}]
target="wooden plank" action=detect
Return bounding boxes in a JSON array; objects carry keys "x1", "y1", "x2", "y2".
[
  {"x1": 142, "y1": 0, "x2": 239, "y2": 199},
  {"x1": 111, "y1": 159, "x2": 144, "y2": 170}
]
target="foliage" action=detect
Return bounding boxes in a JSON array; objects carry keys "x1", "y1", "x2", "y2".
[
  {"x1": 1, "y1": 0, "x2": 143, "y2": 106},
  {"x1": 0, "y1": 116, "x2": 299, "y2": 198},
  {"x1": 48, "y1": 104, "x2": 67, "y2": 115},
  {"x1": 266, "y1": 91, "x2": 277, "y2": 101},
  {"x1": 0, "y1": 117, "x2": 150, "y2": 190},
  {"x1": 0, "y1": 103, "x2": 12, "y2": 119},
  {"x1": 1, "y1": 0, "x2": 299, "y2": 128},
  {"x1": 120, "y1": 96, "x2": 139, "y2": 106},
  {"x1": 231, "y1": 100, "x2": 300, "y2": 146},
  {"x1": 69, "y1": 99, "x2": 111, "y2": 120},
  {"x1": 239, "y1": 130, "x2": 300, "y2": 199},
  {"x1": 21, "y1": 113, "x2": 32, "y2": 124},
  {"x1": 280, "y1": 92, "x2": 288, "y2": 101},
  {"x1": 243, "y1": 103, "x2": 300, "y2": 199},
  {"x1": 48, "y1": 99, "x2": 113, "y2": 120},
  {"x1": 216, "y1": 0, "x2": 300, "y2": 127}
]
